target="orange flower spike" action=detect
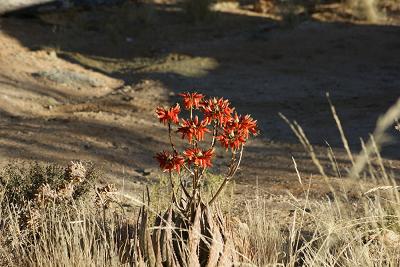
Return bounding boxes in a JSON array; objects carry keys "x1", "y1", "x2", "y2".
[
  {"x1": 177, "y1": 118, "x2": 193, "y2": 142},
  {"x1": 231, "y1": 113, "x2": 240, "y2": 127},
  {"x1": 202, "y1": 97, "x2": 234, "y2": 125},
  {"x1": 179, "y1": 92, "x2": 205, "y2": 110},
  {"x1": 155, "y1": 103, "x2": 181, "y2": 125},
  {"x1": 217, "y1": 113, "x2": 253, "y2": 150},
  {"x1": 184, "y1": 148, "x2": 214, "y2": 168},
  {"x1": 239, "y1": 114, "x2": 258, "y2": 138},
  {"x1": 194, "y1": 116, "x2": 210, "y2": 141},
  {"x1": 155, "y1": 151, "x2": 185, "y2": 173},
  {"x1": 217, "y1": 130, "x2": 246, "y2": 151},
  {"x1": 177, "y1": 116, "x2": 210, "y2": 143}
]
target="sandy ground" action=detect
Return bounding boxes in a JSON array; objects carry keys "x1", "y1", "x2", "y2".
[{"x1": 0, "y1": 1, "x2": 399, "y2": 204}]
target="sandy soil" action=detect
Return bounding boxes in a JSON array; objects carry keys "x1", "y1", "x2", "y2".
[{"x1": 0, "y1": 1, "x2": 399, "y2": 203}]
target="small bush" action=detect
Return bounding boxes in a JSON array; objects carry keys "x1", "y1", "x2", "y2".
[
  {"x1": 0, "y1": 161, "x2": 97, "y2": 207},
  {"x1": 0, "y1": 161, "x2": 100, "y2": 235}
]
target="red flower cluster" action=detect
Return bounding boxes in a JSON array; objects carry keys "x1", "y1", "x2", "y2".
[
  {"x1": 177, "y1": 116, "x2": 210, "y2": 143},
  {"x1": 155, "y1": 151, "x2": 185, "y2": 173},
  {"x1": 202, "y1": 97, "x2": 234, "y2": 125},
  {"x1": 217, "y1": 113, "x2": 258, "y2": 150},
  {"x1": 179, "y1": 92, "x2": 204, "y2": 110},
  {"x1": 156, "y1": 104, "x2": 180, "y2": 124},
  {"x1": 155, "y1": 92, "x2": 258, "y2": 173},
  {"x1": 184, "y1": 148, "x2": 214, "y2": 168}
]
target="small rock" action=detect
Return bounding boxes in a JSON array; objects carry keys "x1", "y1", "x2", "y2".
[
  {"x1": 83, "y1": 143, "x2": 91, "y2": 150},
  {"x1": 122, "y1": 95, "x2": 134, "y2": 102},
  {"x1": 122, "y1": 86, "x2": 132, "y2": 92},
  {"x1": 143, "y1": 168, "x2": 153, "y2": 176},
  {"x1": 136, "y1": 168, "x2": 153, "y2": 176},
  {"x1": 47, "y1": 50, "x2": 57, "y2": 59}
]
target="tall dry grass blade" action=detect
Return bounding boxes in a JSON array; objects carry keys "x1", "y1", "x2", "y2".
[
  {"x1": 350, "y1": 97, "x2": 400, "y2": 178},
  {"x1": 325, "y1": 141, "x2": 342, "y2": 178},
  {"x1": 280, "y1": 113, "x2": 337, "y2": 197},
  {"x1": 280, "y1": 114, "x2": 327, "y2": 178},
  {"x1": 363, "y1": 186, "x2": 400, "y2": 195},
  {"x1": 292, "y1": 156, "x2": 302, "y2": 185},
  {"x1": 360, "y1": 138, "x2": 377, "y2": 180},
  {"x1": 370, "y1": 135, "x2": 390, "y2": 183},
  {"x1": 327, "y1": 93, "x2": 355, "y2": 166}
]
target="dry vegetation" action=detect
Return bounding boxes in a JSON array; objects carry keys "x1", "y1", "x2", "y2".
[
  {"x1": 0, "y1": 97, "x2": 399, "y2": 266},
  {"x1": 0, "y1": 0, "x2": 399, "y2": 266},
  {"x1": 245, "y1": 0, "x2": 399, "y2": 25}
]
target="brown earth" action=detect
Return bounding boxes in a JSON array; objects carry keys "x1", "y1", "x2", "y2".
[{"x1": 0, "y1": 1, "x2": 399, "y2": 206}]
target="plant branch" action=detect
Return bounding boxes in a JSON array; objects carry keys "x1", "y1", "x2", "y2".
[
  {"x1": 179, "y1": 177, "x2": 190, "y2": 199},
  {"x1": 229, "y1": 145, "x2": 244, "y2": 177},
  {"x1": 183, "y1": 164, "x2": 194, "y2": 176},
  {"x1": 168, "y1": 171, "x2": 178, "y2": 204},
  {"x1": 209, "y1": 145, "x2": 244, "y2": 205},
  {"x1": 168, "y1": 123, "x2": 178, "y2": 154},
  {"x1": 210, "y1": 121, "x2": 217, "y2": 148}
]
